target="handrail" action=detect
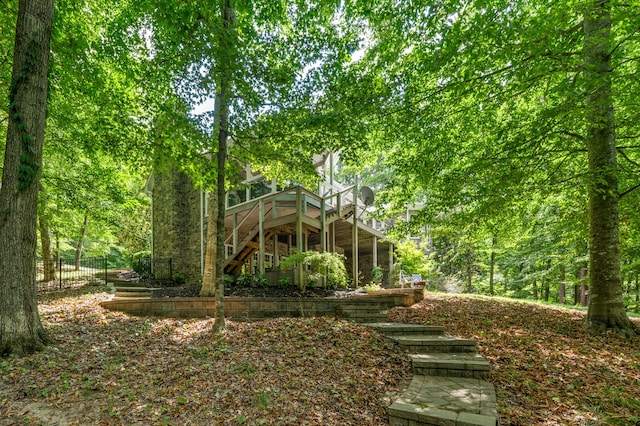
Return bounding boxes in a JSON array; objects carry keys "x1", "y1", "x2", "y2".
[
  {"x1": 224, "y1": 200, "x2": 260, "y2": 245},
  {"x1": 226, "y1": 185, "x2": 324, "y2": 215},
  {"x1": 224, "y1": 183, "x2": 371, "y2": 248}
]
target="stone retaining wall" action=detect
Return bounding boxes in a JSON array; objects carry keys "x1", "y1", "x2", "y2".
[{"x1": 100, "y1": 288, "x2": 423, "y2": 321}]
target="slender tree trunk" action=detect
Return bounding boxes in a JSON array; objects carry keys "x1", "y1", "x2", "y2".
[
  {"x1": 202, "y1": 192, "x2": 219, "y2": 296},
  {"x1": 559, "y1": 265, "x2": 566, "y2": 304},
  {"x1": 55, "y1": 234, "x2": 60, "y2": 269},
  {"x1": 489, "y1": 235, "x2": 497, "y2": 296},
  {"x1": 635, "y1": 274, "x2": 639, "y2": 313},
  {"x1": 576, "y1": 267, "x2": 585, "y2": 305},
  {"x1": 532, "y1": 280, "x2": 538, "y2": 300},
  {"x1": 0, "y1": 0, "x2": 54, "y2": 356},
  {"x1": 544, "y1": 260, "x2": 551, "y2": 302},
  {"x1": 544, "y1": 280, "x2": 550, "y2": 302},
  {"x1": 583, "y1": 0, "x2": 635, "y2": 335},
  {"x1": 201, "y1": 0, "x2": 236, "y2": 334},
  {"x1": 75, "y1": 213, "x2": 89, "y2": 271},
  {"x1": 38, "y1": 213, "x2": 56, "y2": 282}
]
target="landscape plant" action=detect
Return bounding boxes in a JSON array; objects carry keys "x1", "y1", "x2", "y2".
[{"x1": 279, "y1": 251, "x2": 348, "y2": 291}]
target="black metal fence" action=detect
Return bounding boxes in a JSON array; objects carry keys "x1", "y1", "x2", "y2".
[
  {"x1": 131, "y1": 257, "x2": 174, "y2": 283},
  {"x1": 36, "y1": 256, "x2": 176, "y2": 292},
  {"x1": 37, "y1": 256, "x2": 108, "y2": 292}
]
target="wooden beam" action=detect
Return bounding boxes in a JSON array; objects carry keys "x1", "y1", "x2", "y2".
[
  {"x1": 352, "y1": 177, "x2": 359, "y2": 287},
  {"x1": 296, "y1": 187, "x2": 304, "y2": 287},
  {"x1": 259, "y1": 199, "x2": 265, "y2": 274}
]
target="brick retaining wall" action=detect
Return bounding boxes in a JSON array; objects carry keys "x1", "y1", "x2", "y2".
[{"x1": 100, "y1": 288, "x2": 423, "y2": 321}]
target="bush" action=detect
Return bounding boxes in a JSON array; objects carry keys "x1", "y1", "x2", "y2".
[
  {"x1": 280, "y1": 251, "x2": 348, "y2": 290},
  {"x1": 235, "y1": 273, "x2": 267, "y2": 287},
  {"x1": 278, "y1": 277, "x2": 291, "y2": 288},
  {"x1": 236, "y1": 274, "x2": 253, "y2": 287}
]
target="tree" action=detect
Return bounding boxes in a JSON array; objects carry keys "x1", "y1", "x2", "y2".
[
  {"x1": 134, "y1": 0, "x2": 359, "y2": 331},
  {"x1": 200, "y1": 0, "x2": 237, "y2": 334},
  {"x1": 0, "y1": 0, "x2": 55, "y2": 356},
  {"x1": 582, "y1": 0, "x2": 634, "y2": 335},
  {"x1": 339, "y1": 0, "x2": 639, "y2": 335}
]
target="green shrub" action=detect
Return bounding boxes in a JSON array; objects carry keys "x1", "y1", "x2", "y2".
[
  {"x1": 224, "y1": 274, "x2": 235, "y2": 286},
  {"x1": 280, "y1": 251, "x2": 348, "y2": 290},
  {"x1": 277, "y1": 277, "x2": 291, "y2": 288},
  {"x1": 236, "y1": 274, "x2": 253, "y2": 287},
  {"x1": 371, "y1": 266, "x2": 383, "y2": 286},
  {"x1": 254, "y1": 274, "x2": 267, "y2": 287}
]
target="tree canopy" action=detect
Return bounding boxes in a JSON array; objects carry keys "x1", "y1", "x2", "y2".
[{"x1": 2, "y1": 0, "x2": 640, "y2": 357}]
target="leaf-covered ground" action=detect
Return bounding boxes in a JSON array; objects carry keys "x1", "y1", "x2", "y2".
[
  {"x1": 389, "y1": 294, "x2": 640, "y2": 426},
  {"x1": 1, "y1": 285, "x2": 410, "y2": 425},
  {"x1": 3, "y1": 288, "x2": 639, "y2": 425}
]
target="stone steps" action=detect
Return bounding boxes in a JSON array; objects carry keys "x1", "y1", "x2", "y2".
[
  {"x1": 336, "y1": 304, "x2": 389, "y2": 323},
  {"x1": 410, "y1": 353, "x2": 492, "y2": 379},
  {"x1": 393, "y1": 335, "x2": 478, "y2": 354},
  {"x1": 367, "y1": 322, "x2": 499, "y2": 426},
  {"x1": 114, "y1": 287, "x2": 156, "y2": 298},
  {"x1": 367, "y1": 322, "x2": 446, "y2": 337},
  {"x1": 388, "y1": 376, "x2": 498, "y2": 426}
]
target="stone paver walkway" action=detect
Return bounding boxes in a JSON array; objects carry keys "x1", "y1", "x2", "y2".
[{"x1": 367, "y1": 322, "x2": 499, "y2": 426}]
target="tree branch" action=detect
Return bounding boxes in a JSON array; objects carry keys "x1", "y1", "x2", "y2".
[
  {"x1": 610, "y1": 27, "x2": 640, "y2": 58},
  {"x1": 617, "y1": 147, "x2": 640, "y2": 168},
  {"x1": 620, "y1": 182, "x2": 640, "y2": 199},
  {"x1": 556, "y1": 130, "x2": 585, "y2": 141},
  {"x1": 560, "y1": 21, "x2": 584, "y2": 36}
]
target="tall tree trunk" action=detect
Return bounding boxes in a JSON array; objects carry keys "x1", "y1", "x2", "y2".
[
  {"x1": 55, "y1": 234, "x2": 60, "y2": 269},
  {"x1": 201, "y1": 0, "x2": 236, "y2": 334},
  {"x1": 0, "y1": 0, "x2": 54, "y2": 356},
  {"x1": 75, "y1": 213, "x2": 89, "y2": 271},
  {"x1": 202, "y1": 191, "x2": 219, "y2": 295},
  {"x1": 577, "y1": 266, "x2": 585, "y2": 305},
  {"x1": 635, "y1": 274, "x2": 639, "y2": 313},
  {"x1": 489, "y1": 235, "x2": 497, "y2": 296},
  {"x1": 532, "y1": 280, "x2": 538, "y2": 300},
  {"x1": 544, "y1": 260, "x2": 551, "y2": 302},
  {"x1": 583, "y1": 0, "x2": 635, "y2": 335},
  {"x1": 559, "y1": 265, "x2": 566, "y2": 305},
  {"x1": 38, "y1": 213, "x2": 56, "y2": 282}
]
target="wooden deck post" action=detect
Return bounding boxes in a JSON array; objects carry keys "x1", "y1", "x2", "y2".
[
  {"x1": 352, "y1": 177, "x2": 359, "y2": 287},
  {"x1": 273, "y1": 234, "x2": 279, "y2": 268},
  {"x1": 320, "y1": 198, "x2": 326, "y2": 253},
  {"x1": 373, "y1": 236, "x2": 378, "y2": 269},
  {"x1": 389, "y1": 243, "x2": 395, "y2": 287},
  {"x1": 296, "y1": 187, "x2": 304, "y2": 287},
  {"x1": 259, "y1": 199, "x2": 265, "y2": 274},
  {"x1": 232, "y1": 213, "x2": 238, "y2": 253}
]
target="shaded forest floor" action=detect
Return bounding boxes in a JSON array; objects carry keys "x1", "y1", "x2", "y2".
[
  {"x1": 2, "y1": 285, "x2": 410, "y2": 425},
  {"x1": 389, "y1": 294, "x2": 640, "y2": 425},
  {"x1": 1, "y1": 287, "x2": 638, "y2": 425}
]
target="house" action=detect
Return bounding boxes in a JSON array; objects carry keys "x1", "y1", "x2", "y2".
[{"x1": 144, "y1": 152, "x2": 395, "y2": 287}]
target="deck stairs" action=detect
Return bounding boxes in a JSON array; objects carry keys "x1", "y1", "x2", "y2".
[
  {"x1": 224, "y1": 225, "x2": 275, "y2": 275},
  {"x1": 325, "y1": 203, "x2": 354, "y2": 225}
]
